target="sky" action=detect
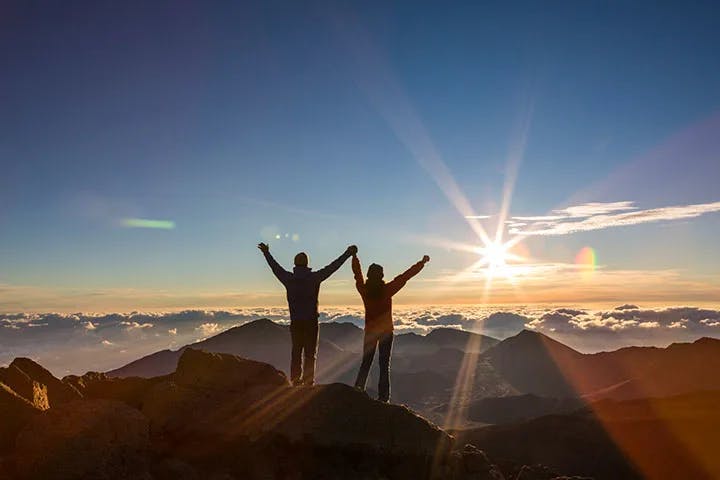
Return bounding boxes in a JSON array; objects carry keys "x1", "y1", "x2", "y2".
[{"x1": 1, "y1": 0, "x2": 720, "y2": 321}]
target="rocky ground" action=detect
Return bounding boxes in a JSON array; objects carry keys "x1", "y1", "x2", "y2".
[{"x1": 0, "y1": 349, "x2": 589, "y2": 480}]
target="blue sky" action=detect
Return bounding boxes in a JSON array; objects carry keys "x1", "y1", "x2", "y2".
[{"x1": 1, "y1": 0, "x2": 719, "y2": 311}]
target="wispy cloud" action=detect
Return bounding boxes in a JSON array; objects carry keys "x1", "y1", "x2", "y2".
[{"x1": 510, "y1": 200, "x2": 720, "y2": 236}]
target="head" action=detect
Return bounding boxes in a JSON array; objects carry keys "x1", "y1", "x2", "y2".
[
  {"x1": 294, "y1": 252, "x2": 309, "y2": 267},
  {"x1": 366, "y1": 263, "x2": 385, "y2": 299},
  {"x1": 367, "y1": 263, "x2": 384, "y2": 281}
]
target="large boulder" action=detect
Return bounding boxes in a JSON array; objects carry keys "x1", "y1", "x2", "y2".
[
  {"x1": 442, "y1": 444, "x2": 505, "y2": 480},
  {"x1": 0, "y1": 366, "x2": 49, "y2": 410},
  {"x1": 174, "y1": 348, "x2": 288, "y2": 391},
  {"x1": 14, "y1": 399, "x2": 150, "y2": 480},
  {"x1": 0, "y1": 382, "x2": 39, "y2": 453},
  {"x1": 63, "y1": 371, "x2": 167, "y2": 410},
  {"x1": 142, "y1": 349, "x2": 453, "y2": 479},
  {"x1": 0, "y1": 358, "x2": 81, "y2": 407}
]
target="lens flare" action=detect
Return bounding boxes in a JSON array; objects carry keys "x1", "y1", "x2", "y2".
[
  {"x1": 575, "y1": 246, "x2": 597, "y2": 278},
  {"x1": 121, "y1": 218, "x2": 175, "y2": 229}
]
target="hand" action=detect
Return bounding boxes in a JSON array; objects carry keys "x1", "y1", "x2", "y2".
[
  {"x1": 422, "y1": 255, "x2": 430, "y2": 263},
  {"x1": 258, "y1": 243, "x2": 269, "y2": 253},
  {"x1": 347, "y1": 245, "x2": 358, "y2": 256}
]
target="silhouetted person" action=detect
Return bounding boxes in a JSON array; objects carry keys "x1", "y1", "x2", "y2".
[
  {"x1": 352, "y1": 253, "x2": 430, "y2": 402},
  {"x1": 259, "y1": 242, "x2": 357, "y2": 386}
]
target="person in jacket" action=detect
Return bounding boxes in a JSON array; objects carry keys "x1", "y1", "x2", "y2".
[
  {"x1": 258, "y1": 242, "x2": 357, "y2": 386},
  {"x1": 352, "y1": 252, "x2": 430, "y2": 402}
]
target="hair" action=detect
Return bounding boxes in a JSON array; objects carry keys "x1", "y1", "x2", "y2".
[
  {"x1": 294, "y1": 252, "x2": 309, "y2": 267},
  {"x1": 365, "y1": 263, "x2": 385, "y2": 299}
]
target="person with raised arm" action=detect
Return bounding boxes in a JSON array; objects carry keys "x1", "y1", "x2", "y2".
[
  {"x1": 352, "y1": 252, "x2": 430, "y2": 402},
  {"x1": 258, "y1": 242, "x2": 357, "y2": 386}
]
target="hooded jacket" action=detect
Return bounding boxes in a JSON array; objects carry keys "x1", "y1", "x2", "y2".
[
  {"x1": 263, "y1": 250, "x2": 352, "y2": 322},
  {"x1": 352, "y1": 256, "x2": 425, "y2": 333}
]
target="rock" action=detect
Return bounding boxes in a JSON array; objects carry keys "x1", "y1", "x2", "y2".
[
  {"x1": 0, "y1": 382, "x2": 39, "y2": 453},
  {"x1": 143, "y1": 349, "x2": 453, "y2": 479},
  {"x1": 174, "y1": 348, "x2": 288, "y2": 391},
  {"x1": 515, "y1": 464, "x2": 561, "y2": 480},
  {"x1": 444, "y1": 444, "x2": 505, "y2": 480},
  {"x1": 0, "y1": 358, "x2": 81, "y2": 407},
  {"x1": 461, "y1": 444, "x2": 494, "y2": 474},
  {"x1": 0, "y1": 365, "x2": 49, "y2": 410},
  {"x1": 14, "y1": 399, "x2": 150, "y2": 480},
  {"x1": 63, "y1": 371, "x2": 167, "y2": 409}
]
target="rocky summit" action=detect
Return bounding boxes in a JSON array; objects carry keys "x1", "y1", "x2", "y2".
[{"x1": 0, "y1": 349, "x2": 586, "y2": 480}]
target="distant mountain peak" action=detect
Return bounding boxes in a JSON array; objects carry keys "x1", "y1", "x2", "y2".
[
  {"x1": 489, "y1": 328, "x2": 582, "y2": 357},
  {"x1": 211, "y1": 318, "x2": 286, "y2": 338},
  {"x1": 240, "y1": 318, "x2": 283, "y2": 329}
]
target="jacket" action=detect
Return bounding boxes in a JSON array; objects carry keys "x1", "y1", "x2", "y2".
[
  {"x1": 263, "y1": 250, "x2": 352, "y2": 322},
  {"x1": 352, "y1": 256, "x2": 425, "y2": 333}
]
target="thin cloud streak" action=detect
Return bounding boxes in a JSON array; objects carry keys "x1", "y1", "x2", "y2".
[{"x1": 510, "y1": 200, "x2": 720, "y2": 236}]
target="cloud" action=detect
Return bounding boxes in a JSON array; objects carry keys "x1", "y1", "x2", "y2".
[
  {"x1": 2, "y1": 306, "x2": 719, "y2": 375},
  {"x1": 479, "y1": 312, "x2": 530, "y2": 338},
  {"x1": 510, "y1": 200, "x2": 720, "y2": 236},
  {"x1": 525, "y1": 306, "x2": 720, "y2": 351},
  {"x1": 195, "y1": 322, "x2": 222, "y2": 338},
  {"x1": 555, "y1": 201, "x2": 636, "y2": 218},
  {"x1": 615, "y1": 304, "x2": 639, "y2": 311},
  {"x1": 120, "y1": 321, "x2": 154, "y2": 330}
]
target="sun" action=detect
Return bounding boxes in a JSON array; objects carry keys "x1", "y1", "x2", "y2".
[
  {"x1": 478, "y1": 241, "x2": 509, "y2": 268},
  {"x1": 475, "y1": 240, "x2": 525, "y2": 279}
]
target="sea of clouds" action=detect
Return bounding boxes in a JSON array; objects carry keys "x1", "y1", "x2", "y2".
[{"x1": 2, "y1": 305, "x2": 719, "y2": 376}]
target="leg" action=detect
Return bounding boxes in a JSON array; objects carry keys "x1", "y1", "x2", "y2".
[
  {"x1": 301, "y1": 321, "x2": 319, "y2": 385},
  {"x1": 377, "y1": 332, "x2": 394, "y2": 402},
  {"x1": 354, "y1": 331, "x2": 378, "y2": 391},
  {"x1": 289, "y1": 322, "x2": 303, "y2": 385}
]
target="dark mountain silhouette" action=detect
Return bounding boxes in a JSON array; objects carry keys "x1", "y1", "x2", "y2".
[
  {"x1": 108, "y1": 319, "x2": 353, "y2": 382},
  {"x1": 393, "y1": 331, "x2": 439, "y2": 355},
  {"x1": 581, "y1": 337, "x2": 720, "y2": 400},
  {"x1": 106, "y1": 349, "x2": 181, "y2": 379},
  {"x1": 393, "y1": 329, "x2": 498, "y2": 356},
  {"x1": 425, "y1": 328, "x2": 499, "y2": 353},
  {"x1": 483, "y1": 331, "x2": 720, "y2": 400},
  {"x1": 455, "y1": 390, "x2": 720, "y2": 479},
  {"x1": 484, "y1": 329, "x2": 584, "y2": 397},
  {"x1": 318, "y1": 321, "x2": 364, "y2": 352},
  {"x1": 465, "y1": 394, "x2": 585, "y2": 425}
]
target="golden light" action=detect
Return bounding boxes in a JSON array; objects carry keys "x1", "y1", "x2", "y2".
[{"x1": 474, "y1": 239, "x2": 526, "y2": 279}]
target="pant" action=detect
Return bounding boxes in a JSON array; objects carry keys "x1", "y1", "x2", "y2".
[
  {"x1": 290, "y1": 320, "x2": 319, "y2": 386},
  {"x1": 354, "y1": 331, "x2": 394, "y2": 402}
]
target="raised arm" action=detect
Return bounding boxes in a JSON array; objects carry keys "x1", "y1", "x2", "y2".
[
  {"x1": 314, "y1": 245, "x2": 357, "y2": 282},
  {"x1": 386, "y1": 255, "x2": 430, "y2": 296},
  {"x1": 258, "y1": 243, "x2": 291, "y2": 285},
  {"x1": 352, "y1": 254, "x2": 364, "y2": 290}
]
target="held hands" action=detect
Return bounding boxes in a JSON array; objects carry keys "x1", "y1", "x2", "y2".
[
  {"x1": 422, "y1": 255, "x2": 430, "y2": 264},
  {"x1": 346, "y1": 245, "x2": 358, "y2": 256},
  {"x1": 258, "y1": 243, "x2": 270, "y2": 254}
]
